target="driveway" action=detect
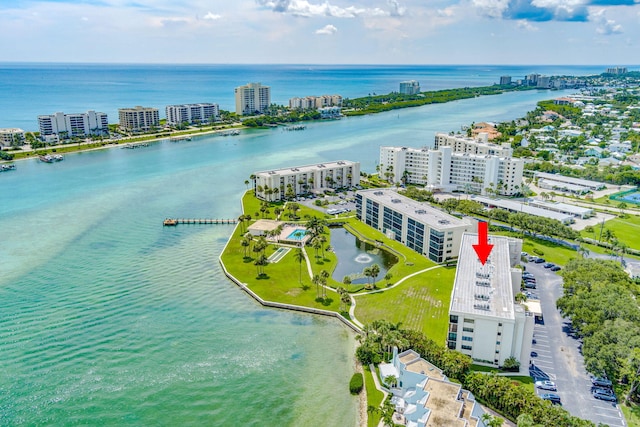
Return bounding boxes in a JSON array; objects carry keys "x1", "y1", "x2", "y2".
[{"x1": 526, "y1": 261, "x2": 626, "y2": 426}]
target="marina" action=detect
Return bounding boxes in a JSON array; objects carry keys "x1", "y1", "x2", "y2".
[
  {"x1": 121, "y1": 142, "x2": 149, "y2": 149},
  {"x1": 163, "y1": 218, "x2": 238, "y2": 226}
]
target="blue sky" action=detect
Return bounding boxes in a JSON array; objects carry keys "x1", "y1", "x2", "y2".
[{"x1": 1, "y1": 0, "x2": 639, "y2": 64}]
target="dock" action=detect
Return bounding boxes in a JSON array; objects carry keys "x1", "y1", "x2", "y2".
[{"x1": 163, "y1": 218, "x2": 237, "y2": 226}]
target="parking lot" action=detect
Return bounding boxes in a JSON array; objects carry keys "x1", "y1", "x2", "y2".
[
  {"x1": 525, "y1": 261, "x2": 626, "y2": 426},
  {"x1": 297, "y1": 189, "x2": 358, "y2": 216}
]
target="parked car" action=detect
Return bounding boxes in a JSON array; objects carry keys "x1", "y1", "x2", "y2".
[
  {"x1": 523, "y1": 272, "x2": 535, "y2": 278},
  {"x1": 528, "y1": 256, "x2": 537, "y2": 262},
  {"x1": 591, "y1": 376, "x2": 613, "y2": 388},
  {"x1": 535, "y1": 258, "x2": 546, "y2": 264},
  {"x1": 593, "y1": 389, "x2": 617, "y2": 402},
  {"x1": 535, "y1": 380, "x2": 557, "y2": 391},
  {"x1": 541, "y1": 393, "x2": 562, "y2": 405},
  {"x1": 591, "y1": 386, "x2": 615, "y2": 395},
  {"x1": 543, "y1": 262, "x2": 554, "y2": 268},
  {"x1": 550, "y1": 265, "x2": 562, "y2": 272},
  {"x1": 524, "y1": 282, "x2": 537, "y2": 289}
]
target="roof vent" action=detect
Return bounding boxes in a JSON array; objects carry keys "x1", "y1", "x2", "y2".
[
  {"x1": 374, "y1": 191, "x2": 383, "y2": 196},
  {"x1": 391, "y1": 199, "x2": 401, "y2": 204},
  {"x1": 475, "y1": 281, "x2": 490, "y2": 287}
]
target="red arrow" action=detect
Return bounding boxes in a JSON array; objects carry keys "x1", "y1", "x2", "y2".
[{"x1": 472, "y1": 221, "x2": 494, "y2": 265}]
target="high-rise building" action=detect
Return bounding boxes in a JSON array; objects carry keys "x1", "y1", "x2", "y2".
[
  {"x1": 447, "y1": 233, "x2": 533, "y2": 368},
  {"x1": 536, "y1": 76, "x2": 551, "y2": 88},
  {"x1": 289, "y1": 95, "x2": 342, "y2": 109},
  {"x1": 118, "y1": 106, "x2": 160, "y2": 132},
  {"x1": 355, "y1": 189, "x2": 476, "y2": 263},
  {"x1": 606, "y1": 67, "x2": 628, "y2": 75},
  {"x1": 252, "y1": 160, "x2": 359, "y2": 201},
  {"x1": 499, "y1": 76, "x2": 512, "y2": 85},
  {"x1": 525, "y1": 73, "x2": 540, "y2": 86},
  {"x1": 38, "y1": 111, "x2": 108, "y2": 142},
  {"x1": 165, "y1": 103, "x2": 220, "y2": 125},
  {"x1": 0, "y1": 128, "x2": 25, "y2": 147},
  {"x1": 399, "y1": 80, "x2": 420, "y2": 95},
  {"x1": 235, "y1": 83, "x2": 271, "y2": 115}
]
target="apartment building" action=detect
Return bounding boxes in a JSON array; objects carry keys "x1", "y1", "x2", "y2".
[
  {"x1": 355, "y1": 189, "x2": 476, "y2": 263},
  {"x1": 399, "y1": 80, "x2": 420, "y2": 95},
  {"x1": 165, "y1": 103, "x2": 219, "y2": 125},
  {"x1": 499, "y1": 76, "x2": 512, "y2": 85},
  {"x1": 380, "y1": 144, "x2": 524, "y2": 196},
  {"x1": 288, "y1": 95, "x2": 342, "y2": 110},
  {"x1": 235, "y1": 82, "x2": 271, "y2": 115},
  {"x1": 252, "y1": 160, "x2": 360, "y2": 201},
  {"x1": 434, "y1": 133, "x2": 513, "y2": 157},
  {"x1": 38, "y1": 111, "x2": 108, "y2": 142},
  {"x1": 118, "y1": 106, "x2": 160, "y2": 132},
  {"x1": 0, "y1": 128, "x2": 25, "y2": 147},
  {"x1": 448, "y1": 233, "x2": 533, "y2": 368}
]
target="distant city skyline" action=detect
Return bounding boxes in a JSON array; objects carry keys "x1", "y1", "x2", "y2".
[{"x1": 1, "y1": 0, "x2": 639, "y2": 65}]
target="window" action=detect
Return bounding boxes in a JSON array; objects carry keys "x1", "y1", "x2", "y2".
[
  {"x1": 461, "y1": 345, "x2": 472, "y2": 350},
  {"x1": 462, "y1": 336, "x2": 473, "y2": 342},
  {"x1": 462, "y1": 327, "x2": 473, "y2": 333},
  {"x1": 496, "y1": 341, "x2": 501, "y2": 345},
  {"x1": 449, "y1": 315, "x2": 459, "y2": 324},
  {"x1": 463, "y1": 319, "x2": 474, "y2": 324}
]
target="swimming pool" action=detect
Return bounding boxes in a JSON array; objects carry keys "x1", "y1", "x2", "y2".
[{"x1": 286, "y1": 229, "x2": 308, "y2": 240}]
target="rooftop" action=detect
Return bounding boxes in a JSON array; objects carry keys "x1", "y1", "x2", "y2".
[
  {"x1": 449, "y1": 233, "x2": 516, "y2": 320},
  {"x1": 471, "y1": 196, "x2": 573, "y2": 223},
  {"x1": 527, "y1": 199, "x2": 593, "y2": 216},
  {"x1": 423, "y1": 380, "x2": 466, "y2": 427},
  {"x1": 254, "y1": 160, "x2": 357, "y2": 177},
  {"x1": 357, "y1": 189, "x2": 469, "y2": 230},
  {"x1": 534, "y1": 172, "x2": 606, "y2": 189}
]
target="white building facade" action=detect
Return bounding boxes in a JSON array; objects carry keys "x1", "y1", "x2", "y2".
[
  {"x1": 165, "y1": 103, "x2": 219, "y2": 125},
  {"x1": 380, "y1": 144, "x2": 524, "y2": 196},
  {"x1": 118, "y1": 106, "x2": 160, "y2": 132},
  {"x1": 355, "y1": 189, "x2": 476, "y2": 263},
  {"x1": 253, "y1": 160, "x2": 360, "y2": 201},
  {"x1": 399, "y1": 80, "x2": 420, "y2": 95},
  {"x1": 235, "y1": 83, "x2": 271, "y2": 115},
  {"x1": 0, "y1": 128, "x2": 25, "y2": 147},
  {"x1": 38, "y1": 111, "x2": 109, "y2": 142},
  {"x1": 448, "y1": 233, "x2": 533, "y2": 368},
  {"x1": 288, "y1": 95, "x2": 342, "y2": 110}
]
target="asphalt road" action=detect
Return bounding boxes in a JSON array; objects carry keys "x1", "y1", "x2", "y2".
[{"x1": 526, "y1": 261, "x2": 626, "y2": 426}]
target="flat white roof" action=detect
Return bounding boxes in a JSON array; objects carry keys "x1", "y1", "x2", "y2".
[
  {"x1": 471, "y1": 196, "x2": 573, "y2": 223},
  {"x1": 534, "y1": 172, "x2": 606, "y2": 189},
  {"x1": 358, "y1": 189, "x2": 468, "y2": 230},
  {"x1": 450, "y1": 233, "x2": 515, "y2": 320},
  {"x1": 538, "y1": 178, "x2": 591, "y2": 193},
  {"x1": 254, "y1": 160, "x2": 357, "y2": 177},
  {"x1": 527, "y1": 199, "x2": 593, "y2": 216}
]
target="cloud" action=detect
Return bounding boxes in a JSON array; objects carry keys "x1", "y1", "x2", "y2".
[
  {"x1": 472, "y1": 0, "x2": 638, "y2": 22},
  {"x1": 591, "y1": 8, "x2": 623, "y2": 33},
  {"x1": 203, "y1": 12, "x2": 222, "y2": 20},
  {"x1": 516, "y1": 19, "x2": 539, "y2": 29},
  {"x1": 388, "y1": 0, "x2": 406, "y2": 16},
  {"x1": 255, "y1": 0, "x2": 393, "y2": 18},
  {"x1": 315, "y1": 23, "x2": 338, "y2": 34}
]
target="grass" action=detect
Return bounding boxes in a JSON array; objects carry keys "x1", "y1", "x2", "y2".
[
  {"x1": 620, "y1": 401, "x2": 640, "y2": 427},
  {"x1": 491, "y1": 229, "x2": 580, "y2": 266},
  {"x1": 580, "y1": 214, "x2": 640, "y2": 252},
  {"x1": 364, "y1": 365, "x2": 384, "y2": 427},
  {"x1": 354, "y1": 266, "x2": 456, "y2": 344}
]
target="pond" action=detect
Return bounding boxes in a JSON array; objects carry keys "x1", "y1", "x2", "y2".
[{"x1": 330, "y1": 228, "x2": 398, "y2": 284}]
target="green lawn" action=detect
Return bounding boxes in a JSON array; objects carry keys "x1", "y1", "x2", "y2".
[
  {"x1": 620, "y1": 401, "x2": 640, "y2": 427},
  {"x1": 354, "y1": 266, "x2": 457, "y2": 344},
  {"x1": 364, "y1": 365, "x2": 383, "y2": 427},
  {"x1": 491, "y1": 230, "x2": 580, "y2": 266},
  {"x1": 580, "y1": 214, "x2": 640, "y2": 252}
]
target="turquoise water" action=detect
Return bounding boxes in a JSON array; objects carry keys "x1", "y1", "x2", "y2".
[
  {"x1": 286, "y1": 229, "x2": 308, "y2": 240},
  {"x1": 0, "y1": 79, "x2": 579, "y2": 425}
]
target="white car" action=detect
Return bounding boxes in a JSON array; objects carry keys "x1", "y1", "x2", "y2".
[{"x1": 535, "y1": 380, "x2": 557, "y2": 391}]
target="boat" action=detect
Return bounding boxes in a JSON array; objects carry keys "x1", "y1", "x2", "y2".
[
  {"x1": 163, "y1": 218, "x2": 178, "y2": 226},
  {"x1": 53, "y1": 154, "x2": 64, "y2": 161},
  {"x1": 122, "y1": 142, "x2": 149, "y2": 149},
  {"x1": 39, "y1": 154, "x2": 54, "y2": 163},
  {"x1": 0, "y1": 164, "x2": 16, "y2": 171}
]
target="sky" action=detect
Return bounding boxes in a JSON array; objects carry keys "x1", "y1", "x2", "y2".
[{"x1": 1, "y1": 0, "x2": 639, "y2": 64}]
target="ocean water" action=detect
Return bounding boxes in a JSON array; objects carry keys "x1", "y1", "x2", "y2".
[
  {"x1": 0, "y1": 63, "x2": 611, "y2": 131},
  {"x1": 0, "y1": 64, "x2": 596, "y2": 426}
]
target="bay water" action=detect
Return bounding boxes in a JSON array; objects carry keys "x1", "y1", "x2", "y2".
[{"x1": 0, "y1": 64, "x2": 589, "y2": 426}]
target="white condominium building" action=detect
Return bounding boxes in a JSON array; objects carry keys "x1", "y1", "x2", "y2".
[
  {"x1": 118, "y1": 106, "x2": 160, "y2": 132},
  {"x1": 38, "y1": 111, "x2": 109, "y2": 142},
  {"x1": 379, "y1": 145, "x2": 524, "y2": 196},
  {"x1": 448, "y1": 233, "x2": 533, "y2": 368},
  {"x1": 289, "y1": 95, "x2": 342, "y2": 109},
  {"x1": 253, "y1": 160, "x2": 360, "y2": 201},
  {"x1": 165, "y1": 103, "x2": 220, "y2": 125},
  {"x1": 434, "y1": 132, "x2": 513, "y2": 157},
  {"x1": 235, "y1": 83, "x2": 271, "y2": 115},
  {"x1": 399, "y1": 80, "x2": 420, "y2": 95},
  {"x1": 0, "y1": 128, "x2": 25, "y2": 147},
  {"x1": 355, "y1": 189, "x2": 476, "y2": 263}
]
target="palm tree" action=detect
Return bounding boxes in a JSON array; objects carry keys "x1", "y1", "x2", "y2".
[
  {"x1": 341, "y1": 292, "x2": 351, "y2": 312},
  {"x1": 343, "y1": 276, "x2": 352, "y2": 292},
  {"x1": 244, "y1": 179, "x2": 249, "y2": 189},
  {"x1": 241, "y1": 235, "x2": 251, "y2": 257},
  {"x1": 320, "y1": 269, "x2": 330, "y2": 298},
  {"x1": 363, "y1": 266, "x2": 373, "y2": 286},
  {"x1": 312, "y1": 274, "x2": 321, "y2": 299},
  {"x1": 370, "y1": 264, "x2": 381, "y2": 287},
  {"x1": 384, "y1": 272, "x2": 393, "y2": 286},
  {"x1": 294, "y1": 247, "x2": 305, "y2": 284}
]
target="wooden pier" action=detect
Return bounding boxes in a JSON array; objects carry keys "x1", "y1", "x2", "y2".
[{"x1": 163, "y1": 218, "x2": 237, "y2": 226}]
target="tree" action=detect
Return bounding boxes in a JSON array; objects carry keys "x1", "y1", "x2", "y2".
[
  {"x1": 244, "y1": 179, "x2": 250, "y2": 189},
  {"x1": 294, "y1": 247, "x2": 305, "y2": 284},
  {"x1": 343, "y1": 275, "x2": 352, "y2": 291},
  {"x1": 320, "y1": 269, "x2": 330, "y2": 298},
  {"x1": 383, "y1": 375, "x2": 398, "y2": 389},
  {"x1": 370, "y1": 264, "x2": 381, "y2": 287},
  {"x1": 312, "y1": 274, "x2": 322, "y2": 299},
  {"x1": 384, "y1": 272, "x2": 393, "y2": 286}
]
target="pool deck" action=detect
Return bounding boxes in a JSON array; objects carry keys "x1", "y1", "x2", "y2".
[{"x1": 278, "y1": 225, "x2": 311, "y2": 245}]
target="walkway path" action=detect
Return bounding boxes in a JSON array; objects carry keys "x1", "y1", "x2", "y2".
[{"x1": 348, "y1": 265, "x2": 444, "y2": 328}]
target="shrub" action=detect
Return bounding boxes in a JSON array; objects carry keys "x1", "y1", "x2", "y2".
[
  {"x1": 502, "y1": 356, "x2": 520, "y2": 372},
  {"x1": 532, "y1": 248, "x2": 544, "y2": 256},
  {"x1": 349, "y1": 373, "x2": 364, "y2": 394}
]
